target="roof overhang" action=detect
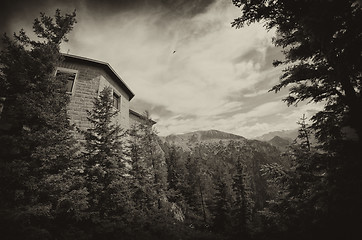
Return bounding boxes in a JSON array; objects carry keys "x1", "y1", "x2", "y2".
[
  {"x1": 129, "y1": 109, "x2": 157, "y2": 125},
  {"x1": 61, "y1": 53, "x2": 135, "y2": 100}
]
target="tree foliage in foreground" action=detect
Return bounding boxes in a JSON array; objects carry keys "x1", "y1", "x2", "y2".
[
  {"x1": 258, "y1": 117, "x2": 329, "y2": 239},
  {"x1": 128, "y1": 113, "x2": 168, "y2": 212},
  {"x1": 233, "y1": 1, "x2": 362, "y2": 238},
  {"x1": 0, "y1": 9, "x2": 85, "y2": 239},
  {"x1": 79, "y1": 87, "x2": 133, "y2": 238},
  {"x1": 232, "y1": 0, "x2": 362, "y2": 149},
  {"x1": 4, "y1": 3, "x2": 362, "y2": 239}
]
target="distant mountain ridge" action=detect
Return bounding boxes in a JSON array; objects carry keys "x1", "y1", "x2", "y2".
[
  {"x1": 167, "y1": 129, "x2": 245, "y2": 141},
  {"x1": 255, "y1": 129, "x2": 298, "y2": 142},
  {"x1": 268, "y1": 136, "x2": 292, "y2": 151},
  {"x1": 161, "y1": 130, "x2": 246, "y2": 151},
  {"x1": 160, "y1": 129, "x2": 303, "y2": 152}
]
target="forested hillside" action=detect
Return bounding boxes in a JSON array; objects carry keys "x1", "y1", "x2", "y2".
[
  {"x1": 159, "y1": 130, "x2": 289, "y2": 237},
  {"x1": 1, "y1": 1, "x2": 361, "y2": 239}
]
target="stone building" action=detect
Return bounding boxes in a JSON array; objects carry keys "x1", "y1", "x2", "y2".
[
  {"x1": 56, "y1": 54, "x2": 154, "y2": 130},
  {"x1": 129, "y1": 109, "x2": 156, "y2": 127}
]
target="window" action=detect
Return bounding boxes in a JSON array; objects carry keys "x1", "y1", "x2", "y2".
[
  {"x1": 55, "y1": 68, "x2": 77, "y2": 93},
  {"x1": 113, "y1": 92, "x2": 120, "y2": 110}
]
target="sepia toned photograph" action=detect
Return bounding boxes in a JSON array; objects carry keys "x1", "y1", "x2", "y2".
[{"x1": 1, "y1": 0, "x2": 361, "y2": 239}]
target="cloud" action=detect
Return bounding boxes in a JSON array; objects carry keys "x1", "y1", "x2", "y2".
[
  {"x1": 2, "y1": 0, "x2": 321, "y2": 138},
  {"x1": 154, "y1": 94, "x2": 324, "y2": 138},
  {"x1": 0, "y1": 0, "x2": 217, "y2": 41},
  {"x1": 61, "y1": 0, "x2": 288, "y2": 137}
]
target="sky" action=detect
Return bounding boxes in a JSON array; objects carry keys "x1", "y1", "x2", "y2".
[{"x1": 1, "y1": 0, "x2": 324, "y2": 138}]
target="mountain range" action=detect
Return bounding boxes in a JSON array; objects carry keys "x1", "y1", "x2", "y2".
[
  {"x1": 158, "y1": 129, "x2": 290, "y2": 212},
  {"x1": 254, "y1": 129, "x2": 298, "y2": 142},
  {"x1": 160, "y1": 129, "x2": 246, "y2": 151},
  {"x1": 160, "y1": 129, "x2": 295, "y2": 152},
  {"x1": 267, "y1": 135, "x2": 293, "y2": 152}
]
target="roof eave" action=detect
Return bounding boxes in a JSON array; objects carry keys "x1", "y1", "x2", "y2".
[
  {"x1": 129, "y1": 109, "x2": 157, "y2": 125},
  {"x1": 61, "y1": 53, "x2": 135, "y2": 100}
]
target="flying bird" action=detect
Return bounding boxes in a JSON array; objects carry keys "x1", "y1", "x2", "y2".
[{"x1": 173, "y1": 50, "x2": 176, "y2": 54}]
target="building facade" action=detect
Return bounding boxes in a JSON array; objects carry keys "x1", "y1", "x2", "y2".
[
  {"x1": 57, "y1": 54, "x2": 152, "y2": 131},
  {"x1": 129, "y1": 109, "x2": 156, "y2": 127}
]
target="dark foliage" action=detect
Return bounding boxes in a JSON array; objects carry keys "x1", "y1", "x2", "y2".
[
  {"x1": 233, "y1": 1, "x2": 362, "y2": 238},
  {"x1": 233, "y1": 0, "x2": 362, "y2": 149},
  {"x1": 78, "y1": 86, "x2": 133, "y2": 237},
  {"x1": 160, "y1": 137, "x2": 287, "y2": 239},
  {"x1": 2, "y1": 2, "x2": 361, "y2": 239},
  {"x1": 0, "y1": 9, "x2": 85, "y2": 239}
]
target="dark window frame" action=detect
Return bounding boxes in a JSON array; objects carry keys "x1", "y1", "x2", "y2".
[
  {"x1": 113, "y1": 91, "x2": 120, "y2": 110},
  {"x1": 55, "y1": 68, "x2": 78, "y2": 94}
]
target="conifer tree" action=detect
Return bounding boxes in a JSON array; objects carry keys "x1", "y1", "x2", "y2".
[
  {"x1": 140, "y1": 114, "x2": 168, "y2": 209},
  {"x1": 260, "y1": 117, "x2": 329, "y2": 239},
  {"x1": 128, "y1": 113, "x2": 168, "y2": 205},
  {"x1": 0, "y1": 9, "x2": 87, "y2": 239},
  {"x1": 127, "y1": 113, "x2": 177, "y2": 238},
  {"x1": 295, "y1": 114, "x2": 312, "y2": 151},
  {"x1": 80, "y1": 86, "x2": 131, "y2": 234},
  {"x1": 165, "y1": 145, "x2": 186, "y2": 204},
  {"x1": 232, "y1": 160, "x2": 253, "y2": 236},
  {"x1": 232, "y1": 0, "x2": 362, "y2": 148},
  {"x1": 128, "y1": 122, "x2": 157, "y2": 212},
  {"x1": 233, "y1": 2, "x2": 362, "y2": 236},
  {"x1": 211, "y1": 175, "x2": 232, "y2": 233},
  {"x1": 184, "y1": 154, "x2": 206, "y2": 225}
]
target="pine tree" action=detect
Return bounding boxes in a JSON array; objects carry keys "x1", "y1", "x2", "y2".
[
  {"x1": 295, "y1": 114, "x2": 312, "y2": 151},
  {"x1": 232, "y1": 0, "x2": 362, "y2": 147},
  {"x1": 140, "y1": 114, "x2": 168, "y2": 209},
  {"x1": 211, "y1": 173, "x2": 232, "y2": 233},
  {"x1": 128, "y1": 122, "x2": 157, "y2": 212},
  {"x1": 164, "y1": 145, "x2": 186, "y2": 204},
  {"x1": 0, "y1": 9, "x2": 87, "y2": 239},
  {"x1": 259, "y1": 116, "x2": 329, "y2": 239},
  {"x1": 80, "y1": 86, "x2": 131, "y2": 236},
  {"x1": 184, "y1": 154, "x2": 206, "y2": 225},
  {"x1": 126, "y1": 113, "x2": 180, "y2": 239},
  {"x1": 233, "y1": 2, "x2": 362, "y2": 237},
  {"x1": 128, "y1": 113, "x2": 168, "y2": 204},
  {"x1": 212, "y1": 181, "x2": 230, "y2": 233},
  {"x1": 232, "y1": 160, "x2": 253, "y2": 236}
]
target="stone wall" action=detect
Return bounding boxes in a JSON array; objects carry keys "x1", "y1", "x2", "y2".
[
  {"x1": 129, "y1": 110, "x2": 156, "y2": 128},
  {"x1": 58, "y1": 60, "x2": 130, "y2": 132},
  {"x1": 129, "y1": 111, "x2": 143, "y2": 127}
]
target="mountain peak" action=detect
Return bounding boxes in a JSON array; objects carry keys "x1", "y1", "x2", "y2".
[
  {"x1": 162, "y1": 130, "x2": 246, "y2": 150},
  {"x1": 181, "y1": 129, "x2": 245, "y2": 141},
  {"x1": 255, "y1": 129, "x2": 297, "y2": 142}
]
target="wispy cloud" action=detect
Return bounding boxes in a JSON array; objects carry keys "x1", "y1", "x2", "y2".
[
  {"x1": 61, "y1": 0, "x2": 316, "y2": 137},
  {"x1": 3, "y1": 0, "x2": 322, "y2": 138}
]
